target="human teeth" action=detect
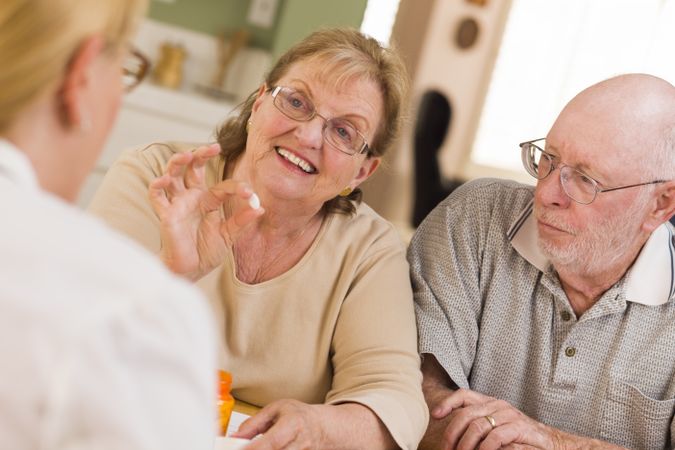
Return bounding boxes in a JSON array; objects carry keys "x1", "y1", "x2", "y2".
[{"x1": 276, "y1": 148, "x2": 315, "y2": 173}]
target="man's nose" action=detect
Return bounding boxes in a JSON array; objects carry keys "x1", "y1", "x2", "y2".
[{"x1": 535, "y1": 166, "x2": 571, "y2": 208}]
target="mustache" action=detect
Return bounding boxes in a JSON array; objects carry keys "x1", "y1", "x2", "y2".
[{"x1": 533, "y1": 207, "x2": 577, "y2": 235}]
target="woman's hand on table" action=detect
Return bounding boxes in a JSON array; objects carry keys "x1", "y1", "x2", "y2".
[
  {"x1": 231, "y1": 399, "x2": 326, "y2": 449},
  {"x1": 148, "y1": 143, "x2": 264, "y2": 281},
  {"x1": 231, "y1": 399, "x2": 396, "y2": 450}
]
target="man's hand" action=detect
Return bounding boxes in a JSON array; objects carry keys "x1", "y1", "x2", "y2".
[
  {"x1": 419, "y1": 355, "x2": 625, "y2": 450},
  {"x1": 431, "y1": 388, "x2": 558, "y2": 450}
]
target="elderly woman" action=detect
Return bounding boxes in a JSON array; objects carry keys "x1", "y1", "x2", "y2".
[
  {"x1": 90, "y1": 28, "x2": 427, "y2": 449},
  {"x1": 0, "y1": 0, "x2": 217, "y2": 448}
]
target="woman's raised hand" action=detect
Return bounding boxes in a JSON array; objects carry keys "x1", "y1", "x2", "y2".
[{"x1": 148, "y1": 143, "x2": 264, "y2": 280}]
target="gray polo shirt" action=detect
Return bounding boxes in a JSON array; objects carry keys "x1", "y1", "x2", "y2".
[{"x1": 409, "y1": 178, "x2": 675, "y2": 449}]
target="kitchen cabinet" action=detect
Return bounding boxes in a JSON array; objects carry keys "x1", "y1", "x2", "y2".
[{"x1": 78, "y1": 83, "x2": 236, "y2": 207}]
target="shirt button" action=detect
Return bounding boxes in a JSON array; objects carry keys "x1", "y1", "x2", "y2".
[
  {"x1": 561, "y1": 310, "x2": 572, "y2": 322},
  {"x1": 565, "y1": 346, "x2": 576, "y2": 357}
]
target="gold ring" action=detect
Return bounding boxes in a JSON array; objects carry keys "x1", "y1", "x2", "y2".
[{"x1": 484, "y1": 415, "x2": 496, "y2": 429}]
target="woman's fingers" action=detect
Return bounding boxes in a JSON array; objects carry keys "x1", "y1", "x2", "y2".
[
  {"x1": 232, "y1": 402, "x2": 307, "y2": 450},
  {"x1": 222, "y1": 206, "x2": 265, "y2": 245},
  {"x1": 148, "y1": 174, "x2": 172, "y2": 214},
  {"x1": 163, "y1": 151, "x2": 194, "y2": 195},
  {"x1": 185, "y1": 143, "x2": 220, "y2": 189},
  {"x1": 232, "y1": 407, "x2": 277, "y2": 440}
]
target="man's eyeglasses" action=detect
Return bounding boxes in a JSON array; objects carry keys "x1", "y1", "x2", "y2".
[
  {"x1": 520, "y1": 138, "x2": 666, "y2": 205},
  {"x1": 122, "y1": 48, "x2": 150, "y2": 92},
  {"x1": 270, "y1": 86, "x2": 370, "y2": 156}
]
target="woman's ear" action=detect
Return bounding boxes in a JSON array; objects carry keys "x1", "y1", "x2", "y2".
[
  {"x1": 350, "y1": 156, "x2": 381, "y2": 189},
  {"x1": 250, "y1": 84, "x2": 268, "y2": 115},
  {"x1": 58, "y1": 36, "x2": 106, "y2": 129}
]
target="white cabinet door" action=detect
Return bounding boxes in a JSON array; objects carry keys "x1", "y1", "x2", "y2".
[{"x1": 78, "y1": 84, "x2": 235, "y2": 208}]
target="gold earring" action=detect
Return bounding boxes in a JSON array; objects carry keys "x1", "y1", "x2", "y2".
[
  {"x1": 339, "y1": 187, "x2": 352, "y2": 197},
  {"x1": 246, "y1": 119, "x2": 252, "y2": 133}
]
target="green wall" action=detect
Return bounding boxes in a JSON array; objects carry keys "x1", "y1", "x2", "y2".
[
  {"x1": 271, "y1": 0, "x2": 368, "y2": 58},
  {"x1": 148, "y1": 0, "x2": 367, "y2": 56},
  {"x1": 148, "y1": 0, "x2": 280, "y2": 49}
]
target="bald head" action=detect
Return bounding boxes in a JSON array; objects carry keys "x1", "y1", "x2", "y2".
[{"x1": 548, "y1": 74, "x2": 675, "y2": 179}]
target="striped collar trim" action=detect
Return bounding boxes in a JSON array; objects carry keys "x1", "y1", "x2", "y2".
[{"x1": 507, "y1": 200, "x2": 675, "y2": 306}]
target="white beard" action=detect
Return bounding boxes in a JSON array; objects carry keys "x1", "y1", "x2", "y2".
[{"x1": 534, "y1": 197, "x2": 649, "y2": 276}]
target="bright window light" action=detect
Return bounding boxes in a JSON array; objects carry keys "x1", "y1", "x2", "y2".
[
  {"x1": 361, "y1": 0, "x2": 402, "y2": 45},
  {"x1": 471, "y1": 0, "x2": 675, "y2": 175}
]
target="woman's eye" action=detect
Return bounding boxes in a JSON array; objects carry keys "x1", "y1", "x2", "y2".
[
  {"x1": 286, "y1": 93, "x2": 309, "y2": 111},
  {"x1": 331, "y1": 121, "x2": 356, "y2": 143}
]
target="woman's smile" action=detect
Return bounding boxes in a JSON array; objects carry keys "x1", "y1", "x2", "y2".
[{"x1": 275, "y1": 146, "x2": 317, "y2": 174}]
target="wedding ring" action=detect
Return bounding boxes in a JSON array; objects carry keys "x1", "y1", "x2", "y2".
[{"x1": 484, "y1": 414, "x2": 496, "y2": 429}]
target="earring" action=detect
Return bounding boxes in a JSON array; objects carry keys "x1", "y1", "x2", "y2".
[
  {"x1": 246, "y1": 119, "x2": 252, "y2": 133},
  {"x1": 339, "y1": 187, "x2": 352, "y2": 197}
]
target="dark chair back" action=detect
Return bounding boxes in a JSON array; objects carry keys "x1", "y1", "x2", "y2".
[{"x1": 412, "y1": 90, "x2": 463, "y2": 227}]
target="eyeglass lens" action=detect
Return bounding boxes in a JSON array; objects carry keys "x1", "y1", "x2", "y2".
[
  {"x1": 122, "y1": 50, "x2": 149, "y2": 91},
  {"x1": 522, "y1": 142, "x2": 597, "y2": 204},
  {"x1": 273, "y1": 87, "x2": 366, "y2": 155}
]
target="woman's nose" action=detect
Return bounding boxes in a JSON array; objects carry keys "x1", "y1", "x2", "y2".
[{"x1": 294, "y1": 116, "x2": 326, "y2": 150}]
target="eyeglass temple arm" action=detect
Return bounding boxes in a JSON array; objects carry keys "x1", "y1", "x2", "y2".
[{"x1": 598, "y1": 179, "x2": 667, "y2": 193}]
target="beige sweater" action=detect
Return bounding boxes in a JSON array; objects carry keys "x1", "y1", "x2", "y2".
[{"x1": 89, "y1": 142, "x2": 428, "y2": 449}]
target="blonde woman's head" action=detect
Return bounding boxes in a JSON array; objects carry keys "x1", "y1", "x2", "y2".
[{"x1": 0, "y1": 0, "x2": 147, "y2": 132}]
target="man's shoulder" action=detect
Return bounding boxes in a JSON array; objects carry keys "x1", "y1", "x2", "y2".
[
  {"x1": 420, "y1": 178, "x2": 534, "y2": 232},
  {"x1": 442, "y1": 178, "x2": 533, "y2": 210}
]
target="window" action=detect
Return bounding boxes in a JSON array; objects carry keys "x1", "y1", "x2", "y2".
[
  {"x1": 469, "y1": 0, "x2": 675, "y2": 179},
  {"x1": 361, "y1": 0, "x2": 402, "y2": 45}
]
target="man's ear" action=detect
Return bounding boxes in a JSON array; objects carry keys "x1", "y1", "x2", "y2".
[
  {"x1": 58, "y1": 36, "x2": 106, "y2": 129},
  {"x1": 643, "y1": 180, "x2": 675, "y2": 232}
]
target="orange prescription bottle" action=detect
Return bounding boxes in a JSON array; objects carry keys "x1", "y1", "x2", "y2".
[{"x1": 218, "y1": 370, "x2": 235, "y2": 435}]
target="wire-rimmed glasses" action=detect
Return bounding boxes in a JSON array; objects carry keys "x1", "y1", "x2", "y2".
[
  {"x1": 122, "y1": 48, "x2": 150, "y2": 92},
  {"x1": 520, "y1": 138, "x2": 666, "y2": 205},
  {"x1": 270, "y1": 86, "x2": 370, "y2": 156}
]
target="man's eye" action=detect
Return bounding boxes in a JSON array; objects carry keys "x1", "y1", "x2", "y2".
[{"x1": 578, "y1": 173, "x2": 595, "y2": 186}]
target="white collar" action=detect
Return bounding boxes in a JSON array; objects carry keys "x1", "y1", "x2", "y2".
[
  {"x1": 0, "y1": 138, "x2": 39, "y2": 190},
  {"x1": 508, "y1": 200, "x2": 675, "y2": 306}
]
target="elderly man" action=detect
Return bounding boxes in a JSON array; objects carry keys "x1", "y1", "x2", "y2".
[{"x1": 409, "y1": 73, "x2": 675, "y2": 450}]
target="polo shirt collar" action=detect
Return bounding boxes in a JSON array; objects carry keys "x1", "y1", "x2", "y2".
[
  {"x1": 508, "y1": 200, "x2": 675, "y2": 306},
  {"x1": 0, "y1": 138, "x2": 39, "y2": 190}
]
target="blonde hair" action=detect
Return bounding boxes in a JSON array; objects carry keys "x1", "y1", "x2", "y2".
[
  {"x1": 216, "y1": 28, "x2": 410, "y2": 215},
  {"x1": 0, "y1": 0, "x2": 147, "y2": 132}
]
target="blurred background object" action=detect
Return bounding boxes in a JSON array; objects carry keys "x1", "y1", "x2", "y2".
[{"x1": 152, "y1": 42, "x2": 187, "y2": 89}]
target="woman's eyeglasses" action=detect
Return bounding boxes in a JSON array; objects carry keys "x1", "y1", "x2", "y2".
[
  {"x1": 270, "y1": 86, "x2": 370, "y2": 156},
  {"x1": 122, "y1": 48, "x2": 150, "y2": 92}
]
